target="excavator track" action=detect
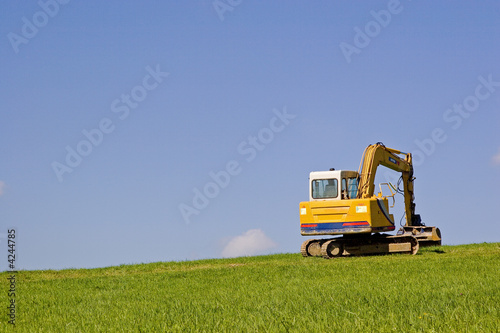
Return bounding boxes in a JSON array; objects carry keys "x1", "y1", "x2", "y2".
[
  {"x1": 301, "y1": 238, "x2": 332, "y2": 257},
  {"x1": 302, "y1": 234, "x2": 419, "y2": 259}
]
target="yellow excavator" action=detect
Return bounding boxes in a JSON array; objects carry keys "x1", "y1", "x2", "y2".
[{"x1": 300, "y1": 142, "x2": 441, "y2": 258}]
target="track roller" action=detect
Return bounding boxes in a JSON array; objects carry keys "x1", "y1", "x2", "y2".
[
  {"x1": 321, "y1": 240, "x2": 344, "y2": 258},
  {"x1": 301, "y1": 239, "x2": 329, "y2": 257}
]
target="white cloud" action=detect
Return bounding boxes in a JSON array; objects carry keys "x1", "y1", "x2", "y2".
[
  {"x1": 0, "y1": 181, "x2": 4, "y2": 196},
  {"x1": 221, "y1": 229, "x2": 277, "y2": 258},
  {"x1": 493, "y1": 148, "x2": 500, "y2": 166}
]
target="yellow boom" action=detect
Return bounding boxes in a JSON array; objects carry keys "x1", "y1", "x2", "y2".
[{"x1": 357, "y1": 143, "x2": 418, "y2": 227}]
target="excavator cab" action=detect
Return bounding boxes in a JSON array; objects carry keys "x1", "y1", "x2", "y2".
[{"x1": 309, "y1": 170, "x2": 359, "y2": 201}]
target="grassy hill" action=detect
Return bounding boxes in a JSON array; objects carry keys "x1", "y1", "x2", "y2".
[{"x1": 1, "y1": 243, "x2": 499, "y2": 332}]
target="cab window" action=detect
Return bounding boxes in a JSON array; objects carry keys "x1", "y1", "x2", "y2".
[
  {"x1": 312, "y1": 179, "x2": 338, "y2": 199},
  {"x1": 347, "y1": 177, "x2": 358, "y2": 199}
]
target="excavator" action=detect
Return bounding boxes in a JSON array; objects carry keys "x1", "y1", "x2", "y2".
[{"x1": 300, "y1": 142, "x2": 441, "y2": 258}]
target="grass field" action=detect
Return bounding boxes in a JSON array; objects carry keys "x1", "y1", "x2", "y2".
[{"x1": 1, "y1": 243, "x2": 499, "y2": 332}]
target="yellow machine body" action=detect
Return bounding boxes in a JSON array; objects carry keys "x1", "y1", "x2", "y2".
[{"x1": 300, "y1": 197, "x2": 395, "y2": 236}]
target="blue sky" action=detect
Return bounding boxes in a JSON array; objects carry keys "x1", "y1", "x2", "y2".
[{"x1": 1, "y1": 1, "x2": 499, "y2": 270}]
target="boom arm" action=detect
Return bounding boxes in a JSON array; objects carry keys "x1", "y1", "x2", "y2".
[{"x1": 357, "y1": 143, "x2": 422, "y2": 227}]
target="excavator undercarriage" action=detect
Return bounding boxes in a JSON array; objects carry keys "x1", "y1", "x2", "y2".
[{"x1": 301, "y1": 234, "x2": 419, "y2": 258}]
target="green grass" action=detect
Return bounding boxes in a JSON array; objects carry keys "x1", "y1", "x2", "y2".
[{"x1": 1, "y1": 243, "x2": 499, "y2": 332}]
